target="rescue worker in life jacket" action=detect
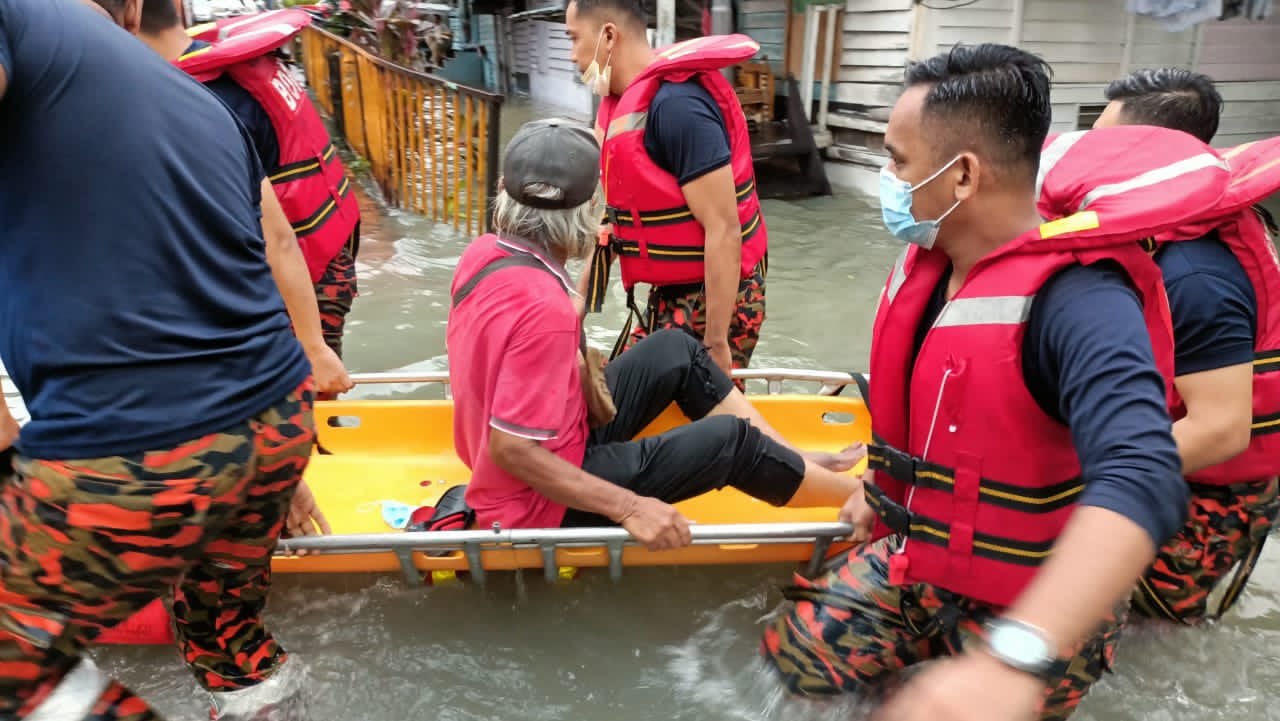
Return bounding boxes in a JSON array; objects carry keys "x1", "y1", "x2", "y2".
[
  {"x1": 97, "y1": 0, "x2": 358, "y2": 407},
  {"x1": 0, "y1": 1, "x2": 318, "y2": 718},
  {"x1": 1092, "y1": 68, "x2": 1280, "y2": 624},
  {"x1": 566, "y1": 0, "x2": 770, "y2": 379},
  {"x1": 759, "y1": 44, "x2": 1226, "y2": 721},
  {"x1": 93, "y1": 0, "x2": 355, "y2": 541}
]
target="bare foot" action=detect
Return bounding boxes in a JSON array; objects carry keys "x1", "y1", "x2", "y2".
[{"x1": 803, "y1": 442, "x2": 867, "y2": 473}]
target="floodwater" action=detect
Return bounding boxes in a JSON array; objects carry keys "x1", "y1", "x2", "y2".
[{"x1": 63, "y1": 99, "x2": 1280, "y2": 719}]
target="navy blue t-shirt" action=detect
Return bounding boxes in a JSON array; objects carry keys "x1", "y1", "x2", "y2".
[
  {"x1": 643, "y1": 79, "x2": 732, "y2": 185},
  {"x1": 1155, "y1": 232, "x2": 1257, "y2": 376},
  {"x1": 915, "y1": 262, "x2": 1186, "y2": 547},
  {"x1": 0, "y1": 0, "x2": 309, "y2": 459},
  {"x1": 189, "y1": 39, "x2": 282, "y2": 172}
]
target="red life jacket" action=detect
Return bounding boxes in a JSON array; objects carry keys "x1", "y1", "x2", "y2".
[
  {"x1": 865, "y1": 126, "x2": 1230, "y2": 608},
  {"x1": 595, "y1": 35, "x2": 767, "y2": 290},
  {"x1": 1155, "y1": 136, "x2": 1280, "y2": 485},
  {"x1": 179, "y1": 9, "x2": 360, "y2": 283}
]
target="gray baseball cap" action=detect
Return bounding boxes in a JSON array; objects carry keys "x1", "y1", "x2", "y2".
[{"x1": 501, "y1": 118, "x2": 600, "y2": 210}]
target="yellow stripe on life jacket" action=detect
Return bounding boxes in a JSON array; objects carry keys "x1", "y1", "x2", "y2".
[
  {"x1": 607, "y1": 178, "x2": 756, "y2": 228},
  {"x1": 291, "y1": 176, "x2": 351, "y2": 238},
  {"x1": 270, "y1": 144, "x2": 338, "y2": 185},
  {"x1": 178, "y1": 45, "x2": 214, "y2": 62}
]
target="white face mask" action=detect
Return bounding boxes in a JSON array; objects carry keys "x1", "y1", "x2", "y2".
[{"x1": 580, "y1": 26, "x2": 613, "y2": 96}]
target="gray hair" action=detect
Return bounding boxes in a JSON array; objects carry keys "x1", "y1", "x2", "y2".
[{"x1": 491, "y1": 183, "x2": 602, "y2": 261}]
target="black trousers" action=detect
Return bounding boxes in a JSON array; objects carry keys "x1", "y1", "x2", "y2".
[{"x1": 562, "y1": 329, "x2": 806, "y2": 527}]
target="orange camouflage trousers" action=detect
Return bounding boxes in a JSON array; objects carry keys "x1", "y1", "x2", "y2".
[
  {"x1": 0, "y1": 379, "x2": 315, "y2": 721},
  {"x1": 1132, "y1": 476, "x2": 1279, "y2": 624},
  {"x1": 622, "y1": 260, "x2": 767, "y2": 391},
  {"x1": 316, "y1": 247, "x2": 358, "y2": 363},
  {"x1": 760, "y1": 537, "x2": 1123, "y2": 721}
]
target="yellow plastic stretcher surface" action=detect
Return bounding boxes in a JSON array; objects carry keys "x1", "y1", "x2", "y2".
[{"x1": 274, "y1": 393, "x2": 871, "y2": 576}]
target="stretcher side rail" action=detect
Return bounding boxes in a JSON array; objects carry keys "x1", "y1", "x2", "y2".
[
  {"x1": 276, "y1": 521, "x2": 856, "y2": 586},
  {"x1": 347, "y1": 368, "x2": 868, "y2": 398}
]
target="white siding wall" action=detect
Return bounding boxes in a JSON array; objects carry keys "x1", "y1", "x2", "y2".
[
  {"x1": 740, "y1": 0, "x2": 790, "y2": 76},
  {"x1": 835, "y1": 0, "x2": 915, "y2": 107},
  {"x1": 527, "y1": 20, "x2": 593, "y2": 116}
]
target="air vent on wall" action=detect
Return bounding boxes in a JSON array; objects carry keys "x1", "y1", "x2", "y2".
[{"x1": 1077, "y1": 103, "x2": 1108, "y2": 131}]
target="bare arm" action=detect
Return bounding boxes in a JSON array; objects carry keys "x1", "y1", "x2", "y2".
[
  {"x1": 0, "y1": 63, "x2": 7, "y2": 102},
  {"x1": 0, "y1": 401, "x2": 18, "y2": 452},
  {"x1": 490, "y1": 430, "x2": 634, "y2": 520},
  {"x1": 1001, "y1": 507, "x2": 1153, "y2": 656},
  {"x1": 260, "y1": 178, "x2": 353, "y2": 394},
  {"x1": 681, "y1": 164, "x2": 741, "y2": 372},
  {"x1": 1172, "y1": 364, "x2": 1254, "y2": 474},
  {"x1": 261, "y1": 179, "x2": 325, "y2": 353},
  {"x1": 488, "y1": 429, "x2": 691, "y2": 549}
]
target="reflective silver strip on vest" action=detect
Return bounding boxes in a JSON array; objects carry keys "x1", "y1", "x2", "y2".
[
  {"x1": 219, "y1": 23, "x2": 306, "y2": 45},
  {"x1": 1035, "y1": 131, "x2": 1086, "y2": 201},
  {"x1": 1079, "y1": 152, "x2": 1230, "y2": 210},
  {"x1": 933, "y1": 295, "x2": 1035, "y2": 329},
  {"x1": 606, "y1": 112, "x2": 648, "y2": 140},
  {"x1": 26, "y1": 659, "x2": 111, "y2": 721},
  {"x1": 217, "y1": 12, "x2": 267, "y2": 38},
  {"x1": 885, "y1": 247, "x2": 909, "y2": 303}
]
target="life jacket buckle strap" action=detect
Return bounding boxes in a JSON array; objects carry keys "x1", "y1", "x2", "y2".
[
  {"x1": 868, "y1": 442, "x2": 920, "y2": 486},
  {"x1": 863, "y1": 482, "x2": 912, "y2": 536}
]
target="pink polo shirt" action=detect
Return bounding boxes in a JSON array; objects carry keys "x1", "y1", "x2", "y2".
[{"x1": 447, "y1": 234, "x2": 589, "y2": 530}]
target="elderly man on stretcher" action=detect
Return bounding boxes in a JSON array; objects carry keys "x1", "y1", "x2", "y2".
[{"x1": 445, "y1": 118, "x2": 869, "y2": 550}]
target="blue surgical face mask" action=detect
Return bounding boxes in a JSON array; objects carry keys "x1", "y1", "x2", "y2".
[{"x1": 879, "y1": 156, "x2": 963, "y2": 249}]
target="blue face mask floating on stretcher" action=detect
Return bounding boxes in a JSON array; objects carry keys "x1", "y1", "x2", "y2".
[{"x1": 377, "y1": 501, "x2": 415, "y2": 530}]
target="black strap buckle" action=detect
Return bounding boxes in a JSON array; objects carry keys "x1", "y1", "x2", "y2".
[
  {"x1": 869, "y1": 442, "x2": 919, "y2": 485},
  {"x1": 605, "y1": 206, "x2": 625, "y2": 227},
  {"x1": 863, "y1": 482, "x2": 912, "y2": 536}
]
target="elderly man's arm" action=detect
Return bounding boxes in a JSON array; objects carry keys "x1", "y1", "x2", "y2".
[
  {"x1": 489, "y1": 430, "x2": 690, "y2": 550},
  {"x1": 483, "y1": 316, "x2": 690, "y2": 550}
]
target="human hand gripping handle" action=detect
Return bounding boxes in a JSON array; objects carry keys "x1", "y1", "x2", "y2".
[
  {"x1": 837, "y1": 470, "x2": 875, "y2": 544},
  {"x1": 614, "y1": 492, "x2": 693, "y2": 551}
]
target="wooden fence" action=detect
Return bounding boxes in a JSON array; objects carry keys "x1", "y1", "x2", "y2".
[{"x1": 300, "y1": 27, "x2": 503, "y2": 237}]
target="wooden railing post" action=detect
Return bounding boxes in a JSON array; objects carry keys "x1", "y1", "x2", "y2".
[{"x1": 300, "y1": 26, "x2": 505, "y2": 237}]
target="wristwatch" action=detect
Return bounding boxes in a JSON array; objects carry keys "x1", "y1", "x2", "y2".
[{"x1": 981, "y1": 618, "x2": 1057, "y2": 679}]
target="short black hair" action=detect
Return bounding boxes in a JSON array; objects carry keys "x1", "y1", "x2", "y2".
[
  {"x1": 903, "y1": 43, "x2": 1053, "y2": 185},
  {"x1": 570, "y1": 0, "x2": 648, "y2": 29},
  {"x1": 1104, "y1": 68, "x2": 1221, "y2": 143},
  {"x1": 141, "y1": 0, "x2": 182, "y2": 34},
  {"x1": 88, "y1": 0, "x2": 181, "y2": 33}
]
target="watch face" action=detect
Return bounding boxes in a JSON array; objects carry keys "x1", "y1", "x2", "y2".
[{"x1": 991, "y1": 622, "x2": 1051, "y2": 667}]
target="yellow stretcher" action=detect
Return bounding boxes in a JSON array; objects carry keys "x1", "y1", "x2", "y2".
[{"x1": 277, "y1": 369, "x2": 872, "y2": 585}]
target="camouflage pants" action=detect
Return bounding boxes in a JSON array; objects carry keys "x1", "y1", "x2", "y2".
[
  {"x1": 622, "y1": 260, "x2": 767, "y2": 389},
  {"x1": 760, "y1": 538, "x2": 1122, "y2": 721},
  {"x1": 1132, "y1": 476, "x2": 1280, "y2": 624},
  {"x1": 315, "y1": 245, "x2": 358, "y2": 402},
  {"x1": 316, "y1": 246, "x2": 358, "y2": 360},
  {"x1": 0, "y1": 379, "x2": 315, "y2": 720}
]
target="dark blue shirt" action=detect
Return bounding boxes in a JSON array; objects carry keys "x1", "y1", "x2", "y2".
[
  {"x1": 188, "y1": 39, "x2": 282, "y2": 172},
  {"x1": 917, "y1": 262, "x2": 1186, "y2": 547},
  {"x1": 643, "y1": 79, "x2": 731, "y2": 185},
  {"x1": 0, "y1": 0, "x2": 309, "y2": 459},
  {"x1": 1155, "y1": 232, "x2": 1257, "y2": 376}
]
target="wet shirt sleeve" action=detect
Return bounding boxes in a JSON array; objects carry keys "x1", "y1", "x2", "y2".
[
  {"x1": 1023, "y1": 263, "x2": 1187, "y2": 547},
  {"x1": 642, "y1": 79, "x2": 732, "y2": 186},
  {"x1": 1159, "y1": 240, "x2": 1257, "y2": 377},
  {"x1": 489, "y1": 289, "x2": 581, "y2": 442}
]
